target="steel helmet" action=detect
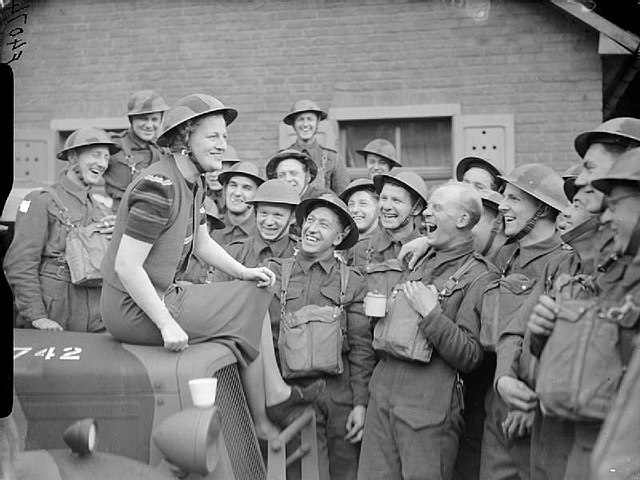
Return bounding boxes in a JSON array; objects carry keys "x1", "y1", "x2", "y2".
[
  {"x1": 283, "y1": 99, "x2": 328, "y2": 126},
  {"x1": 222, "y1": 144, "x2": 242, "y2": 166},
  {"x1": 562, "y1": 163, "x2": 582, "y2": 202},
  {"x1": 455, "y1": 156, "x2": 505, "y2": 192},
  {"x1": 499, "y1": 164, "x2": 570, "y2": 213},
  {"x1": 247, "y1": 179, "x2": 301, "y2": 207},
  {"x1": 265, "y1": 149, "x2": 318, "y2": 183},
  {"x1": 202, "y1": 196, "x2": 225, "y2": 230},
  {"x1": 339, "y1": 178, "x2": 377, "y2": 203},
  {"x1": 356, "y1": 139, "x2": 400, "y2": 168},
  {"x1": 217, "y1": 161, "x2": 264, "y2": 187},
  {"x1": 157, "y1": 94, "x2": 238, "y2": 147},
  {"x1": 373, "y1": 169, "x2": 429, "y2": 204},
  {"x1": 295, "y1": 195, "x2": 359, "y2": 250},
  {"x1": 57, "y1": 127, "x2": 121, "y2": 160},
  {"x1": 479, "y1": 189, "x2": 504, "y2": 212},
  {"x1": 591, "y1": 148, "x2": 640, "y2": 195},
  {"x1": 125, "y1": 90, "x2": 169, "y2": 116},
  {"x1": 574, "y1": 117, "x2": 640, "y2": 158}
]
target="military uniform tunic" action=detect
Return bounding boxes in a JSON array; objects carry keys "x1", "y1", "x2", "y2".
[
  {"x1": 290, "y1": 138, "x2": 350, "y2": 195},
  {"x1": 212, "y1": 232, "x2": 297, "y2": 283},
  {"x1": 211, "y1": 211, "x2": 255, "y2": 246},
  {"x1": 268, "y1": 251, "x2": 374, "y2": 480},
  {"x1": 358, "y1": 240, "x2": 498, "y2": 480},
  {"x1": 4, "y1": 172, "x2": 112, "y2": 332},
  {"x1": 103, "y1": 129, "x2": 166, "y2": 211},
  {"x1": 348, "y1": 225, "x2": 422, "y2": 269},
  {"x1": 479, "y1": 232, "x2": 575, "y2": 480}
]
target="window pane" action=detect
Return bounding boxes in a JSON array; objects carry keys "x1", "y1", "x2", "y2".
[
  {"x1": 399, "y1": 118, "x2": 451, "y2": 168},
  {"x1": 341, "y1": 118, "x2": 451, "y2": 169},
  {"x1": 343, "y1": 121, "x2": 395, "y2": 168}
]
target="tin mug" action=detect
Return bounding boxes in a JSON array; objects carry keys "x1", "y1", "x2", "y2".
[{"x1": 364, "y1": 291, "x2": 387, "y2": 317}]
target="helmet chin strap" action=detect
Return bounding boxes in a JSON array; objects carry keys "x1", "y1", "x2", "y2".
[
  {"x1": 506, "y1": 203, "x2": 548, "y2": 244},
  {"x1": 181, "y1": 149, "x2": 207, "y2": 175},
  {"x1": 69, "y1": 161, "x2": 89, "y2": 187}
]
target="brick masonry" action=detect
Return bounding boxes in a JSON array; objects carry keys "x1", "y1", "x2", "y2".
[{"x1": 5, "y1": 0, "x2": 602, "y2": 172}]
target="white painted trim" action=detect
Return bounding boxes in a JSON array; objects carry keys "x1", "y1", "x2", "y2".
[{"x1": 329, "y1": 104, "x2": 461, "y2": 121}]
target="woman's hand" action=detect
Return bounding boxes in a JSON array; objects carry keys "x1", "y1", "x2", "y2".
[
  {"x1": 32, "y1": 318, "x2": 63, "y2": 331},
  {"x1": 240, "y1": 266, "x2": 276, "y2": 288},
  {"x1": 159, "y1": 320, "x2": 189, "y2": 352}
]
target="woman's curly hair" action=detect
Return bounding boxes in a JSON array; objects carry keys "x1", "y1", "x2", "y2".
[{"x1": 164, "y1": 118, "x2": 202, "y2": 153}]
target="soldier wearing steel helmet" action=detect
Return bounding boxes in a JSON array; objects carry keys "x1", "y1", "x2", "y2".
[
  {"x1": 477, "y1": 164, "x2": 574, "y2": 480},
  {"x1": 521, "y1": 121, "x2": 640, "y2": 480},
  {"x1": 456, "y1": 156, "x2": 505, "y2": 193},
  {"x1": 203, "y1": 144, "x2": 242, "y2": 214},
  {"x1": 348, "y1": 169, "x2": 427, "y2": 268},
  {"x1": 212, "y1": 179, "x2": 300, "y2": 283},
  {"x1": 103, "y1": 90, "x2": 170, "y2": 211},
  {"x1": 284, "y1": 99, "x2": 350, "y2": 195},
  {"x1": 211, "y1": 161, "x2": 264, "y2": 246},
  {"x1": 356, "y1": 139, "x2": 401, "y2": 179},
  {"x1": 100, "y1": 94, "x2": 324, "y2": 442},
  {"x1": 358, "y1": 182, "x2": 499, "y2": 480},
  {"x1": 267, "y1": 195, "x2": 374, "y2": 480},
  {"x1": 4, "y1": 128, "x2": 120, "y2": 332},
  {"x1": 340, "y1": 178, "x2": 380, "y2": 240},
  {"x1": 523, "y1": 148, "x2": 640, "y2": 480}
]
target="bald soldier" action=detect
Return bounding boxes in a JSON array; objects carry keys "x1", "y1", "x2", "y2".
[
  {"x1": 358, "y1": 182, "x2": 498, "y2": 480},
  {"x1": 103, "y1": 90, "x2": 169, "y2": 211}
]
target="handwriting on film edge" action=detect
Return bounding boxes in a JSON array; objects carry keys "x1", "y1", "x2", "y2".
[{"x1": 2, "y1": 1, "x2": 28, "y2": 64}]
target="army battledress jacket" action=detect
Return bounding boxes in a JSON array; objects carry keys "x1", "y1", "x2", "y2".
[
  {"x1": 211, "y1": 211, "x2": 255, "y2": 246},
  {"x1": 4, "y1": 172, "x2": 111, "y2": 332},
  {"x1": 290, "y1": 138, "x2": 350, "y2": 195}
]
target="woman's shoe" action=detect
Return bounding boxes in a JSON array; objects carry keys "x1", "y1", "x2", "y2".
[{"x1": 265, "y1": 379, "x2": 326, "y2": 427}]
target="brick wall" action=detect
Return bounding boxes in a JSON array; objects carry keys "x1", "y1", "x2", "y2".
[{"x1": 5, "y1": 0, "x2": 602, "y2": 171}]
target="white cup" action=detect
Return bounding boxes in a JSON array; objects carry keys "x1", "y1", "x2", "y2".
[
  {"x1": 188, "y1": 378, "x2": 218, "y2": 409},
  {"x1": 364, "y1": 291, "x2": 387, "y2": 317}
]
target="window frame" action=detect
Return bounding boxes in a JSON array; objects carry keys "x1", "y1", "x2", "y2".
[{"x1": 329, "y1": 104, "x2": 461, "y2": 179}]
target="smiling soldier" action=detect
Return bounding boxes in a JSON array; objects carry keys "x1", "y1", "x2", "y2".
[
  {"x1": 103, "y1": 90, "x2": 169, "y2": 211},
  {"x1": 211, "y1": 161, "x2": 264, "y2": 246},
  {"x1": 358, "y1": 182, "x2": 498, "y2": 480},
  {"x1": 5, "y1": 128, "x2": 120, "y2": 332},
  {"x1": 283, "y1": 99, "x2": 349, "y2": 195},
  {"x1": 213, "y1": 179, "x2": 300, "y2": 282}
]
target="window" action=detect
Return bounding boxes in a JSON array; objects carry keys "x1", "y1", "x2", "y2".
[{"x1": 331, "y1": 104, "x2": 461, "y2": 180}]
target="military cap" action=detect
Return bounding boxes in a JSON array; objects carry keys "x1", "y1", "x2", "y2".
[
  {"x1": 574, "y1": 117, "x2": 640, "y2": 158},
  {"x1": 592, "y1": 148, "x2": 640, "y2": 195},
  {"x1": 247, "y1": 179, "x2": 300, "y2": 207},
  {"x1": 218, "y1": 161, "x2": 264, "y2": 187},
  {"x1": 356, "y1": 139, "x2": 401, "y2": 168},
  {"x1": 265, "y1": 149, "x2": 318, "y2": 183},
  {"x1": 283, "y1": 99, "x2": 328, "y2": 126},
  {"x1": 295, "y1": 195, "x2": 359, "y2": 250},
  {"x1": 57, "y1": 127, "x2": 121, "y2": 160},
  {"x1": 339, "y1": 178, "x2": 377, "y2": 203},
  {"x1": 500, "y1": 164, "x2": 570, "y2": 213},
  {"x1": 373, "y1": 169, "x2": 429, "y2": 204},
  {"x1": 456, "y1": 156, "x2": 505, "y2": 192},
  {"x1": 126, "y1": 90, "x2": 169, "y2": 116}
]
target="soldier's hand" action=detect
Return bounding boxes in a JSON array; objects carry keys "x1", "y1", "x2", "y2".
[
  {"x1": 528, "y1": 295, "x2": 559, "y2": 337},
  {"x1": 398, "y1": 237, "x2": 430, "y2": 270},
  {"x1": 502, "y1": 409, "x2": 535, "y2": 441},
  {"x1": 240, "y1": 266, "x2": 275, "y2": 287},
  {"x1": 403, "y1": 281, "x2": 439, "y2": 317},
  {"x1": 160, "y1": 321, "x2": 189, "y2": 352},
  {"x1": 32, "y1": 318, "x2": 64, "y2": 331},
  {"x1": 496, "y1": 376, "x2": 538, "y2": 412},
  {"x1": 345, "y1": 405, "x2": 366, "y2": 444}
]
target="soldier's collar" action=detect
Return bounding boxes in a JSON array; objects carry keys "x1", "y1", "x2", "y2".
[
  {"x1": 293, "y1": 137, "x2": 319, "y2": 152},
  {"x1": 430, "y1": 239, "x2": 475, "y2": 270},
  {"x1": 297, "y1": 248, "x2": 335, "y2": 274},
  {"x1": 374, "y1": 226, "x2": 421, "y2": 253},
  {"x1": 59, "y1": 170, "x2": 91, "y2": 203},
  {"x1": 253, "y1": 230, "x2": 292, "y2": 257},
  {"x1": 222, "y1": 211, "x2": 254, "y2": 235},
  {"x1": 516, "y1": 231, "x2": 565, "y2": 267}
]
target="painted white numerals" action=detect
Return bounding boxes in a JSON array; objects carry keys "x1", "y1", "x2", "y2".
[
  {"x1": 60, "y1": 347, "x2": 82, "y2": 360},
  {"x1": 13, "y1": 347, "x2": 82, "y2": 361}
]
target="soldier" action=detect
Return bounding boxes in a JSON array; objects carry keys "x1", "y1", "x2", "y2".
[
  {"x1": 356, "y1": 139, "x2": 401, "y2": 179},
  {"x1": 213, "y1": 179, "x2": 299, "y2": 282},
  {"x1": 349, "y1": 169, "x2": 427, "y2": 268},
  {"x1": 523, "y1": 120, "x2": 640, "y2": 480},
  {"x1": 5, "y1": 128, "x2": 120, "y2": 332},
  {"x1": 283, "y1": 99, "x2": 350, "y2": 195},
  {"x1": 266, "y1": 149, "x2": 330, "y2": 201},
  {"x1": 268, "y1": 195, "x2": 374, "y2": 480},
  {"x1": 203, "y1": 144, "x2": 242, "y2": 214},
  {"x1": 99, "y1": 94, "x2": 323, "y2": 441},
  {"x1": 339, "y1": 178, "x2": 380, "y2": 241},
  {"x1": 456, "y1": 156, "x2": 505, "y2": 193},
  {"x1": 211, "y1": 161, "x2": 264, "y2": 246},
  {"x1": 358, "y1": 182, "x2": 498, "y2": 480},
  {"x1": 479, "y1": 164, "x2": 572, "y2": 480},
  {"x1": 103, "y1": 90, "x2": 169, "y2": 211}
]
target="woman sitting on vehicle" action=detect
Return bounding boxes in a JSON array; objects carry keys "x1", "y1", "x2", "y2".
[{"x1": 100, "y1": 94, "x2": 323, "y2": 439}]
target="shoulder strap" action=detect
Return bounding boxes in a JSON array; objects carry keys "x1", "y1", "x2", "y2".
[
  {"x1": 440, "y1": 255, "x2": 477, "y2": 296},
  {"x1": 279, "y1": 256, "x2": 296, "y2": 319},
  {"x1": 338, "y1": 260, "x2": 350, "y2": 310},
  {"x1": 43, "y1": 187, "x2": 74, "y2": 228}
]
